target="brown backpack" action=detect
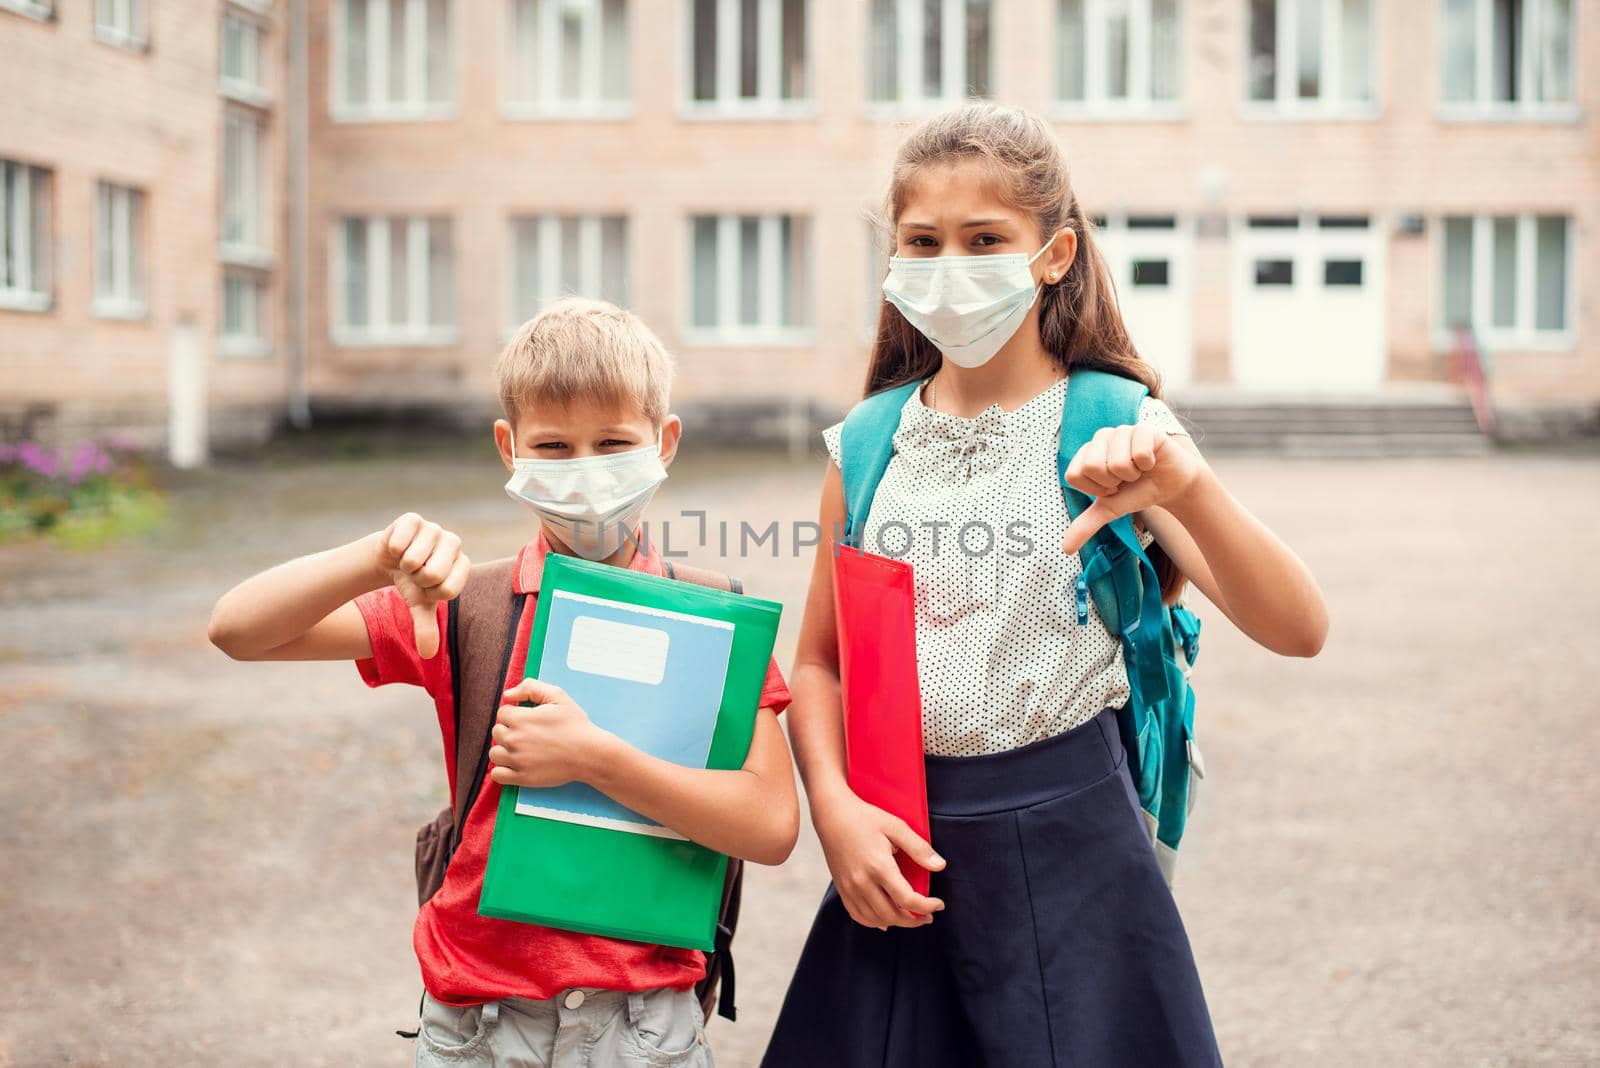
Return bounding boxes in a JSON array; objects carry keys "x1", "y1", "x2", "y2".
[{"x1": 411, "y1": 556, "x2": 748, "y2": 1023}]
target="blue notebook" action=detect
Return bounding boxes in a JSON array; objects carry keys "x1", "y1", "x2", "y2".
[{"x1": 513, "y1": 588, "x2": 735, "y2": 838}]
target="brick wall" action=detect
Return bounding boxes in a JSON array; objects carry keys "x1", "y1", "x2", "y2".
[{"x1": 0, "y1": 0, "x2": 289, "y2": 447}]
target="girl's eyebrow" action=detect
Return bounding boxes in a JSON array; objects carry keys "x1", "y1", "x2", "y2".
[{"x1": 901, "y1": 218, "x2": 1011, "y2": 231}]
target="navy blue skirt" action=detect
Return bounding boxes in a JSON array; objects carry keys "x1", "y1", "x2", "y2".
[{"x1": 762, "y1": 709, "x2": 1221, "y2": 1068}]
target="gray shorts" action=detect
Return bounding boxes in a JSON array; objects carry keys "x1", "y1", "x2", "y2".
[{"x1": 414, "y1": 986, "x2": 712, "y2": 1067}]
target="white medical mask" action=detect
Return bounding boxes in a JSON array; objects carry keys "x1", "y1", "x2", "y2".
[
  {"x1": 882, "y1": 233, "x2": 1061, "y2": 369},
  {"x1": 504, "y1": 438, "x2": 668, "y2": 561}
]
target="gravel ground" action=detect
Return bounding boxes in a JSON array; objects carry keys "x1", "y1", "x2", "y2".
[{"x1": 1, "y1": 435, "x2": 1596, "y2": 1067}]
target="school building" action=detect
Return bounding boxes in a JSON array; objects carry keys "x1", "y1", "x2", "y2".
[{"x1": 1, "y1": 0, "x2": 1595, "y2": 457}]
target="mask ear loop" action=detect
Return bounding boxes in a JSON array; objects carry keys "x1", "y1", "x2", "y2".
[{"x1": 1027, "y1": 229, "x2": 1062, "y2": 268}]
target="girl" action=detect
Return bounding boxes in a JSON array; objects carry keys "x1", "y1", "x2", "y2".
[{"x1": 762, "y1": 104, "x2": 1328, "y2": 1067}]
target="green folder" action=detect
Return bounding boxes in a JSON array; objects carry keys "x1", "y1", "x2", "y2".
[{"x1": 478, "y1": 553, "x2": 782, "y2": 950}]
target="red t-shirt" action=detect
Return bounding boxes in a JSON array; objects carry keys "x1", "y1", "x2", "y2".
[{"x1": 355, "y1": 533, "x2": 792, "y2": 1006}]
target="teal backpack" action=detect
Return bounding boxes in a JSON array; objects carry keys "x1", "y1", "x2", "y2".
[{"x1": 836, "y1": 369, "x2": 1204, "y2": 881}]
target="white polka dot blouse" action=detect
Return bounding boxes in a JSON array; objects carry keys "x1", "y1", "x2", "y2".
[{"x1": 823, "y1": 375, "x2": 1191, "y2": 757}]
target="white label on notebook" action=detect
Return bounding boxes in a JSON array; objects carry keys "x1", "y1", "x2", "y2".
[{"x1": 566, "y1": 615, "x2": 670, "y2": 686}]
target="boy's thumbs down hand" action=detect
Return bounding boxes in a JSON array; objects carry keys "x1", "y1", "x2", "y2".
[{"x1": 377, "y1": 512, "x2": 471, "y2": 659}]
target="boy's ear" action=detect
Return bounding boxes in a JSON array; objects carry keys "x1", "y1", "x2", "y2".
[
  {"x1": 494, "y1": 419, "x2": 516, "y2": 472},
  {"x1": 658, "y1": 415, "x2": 683, "y2": 468}
]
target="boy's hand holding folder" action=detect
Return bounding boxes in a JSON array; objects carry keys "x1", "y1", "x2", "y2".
[{"x1": 490, "y1": 679, "x2": 613, "y2": 789}]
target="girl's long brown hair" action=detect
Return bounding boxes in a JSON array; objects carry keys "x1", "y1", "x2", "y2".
[{"x1": 866, "y1": 102, "x2": 1184, "y2": 600}]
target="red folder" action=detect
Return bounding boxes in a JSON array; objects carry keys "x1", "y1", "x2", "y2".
[{"x1": 832, "y1": 545, "x2": 931, "y2": 898}]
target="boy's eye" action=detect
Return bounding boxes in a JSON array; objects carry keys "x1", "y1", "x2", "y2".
[{"x1": 533, "y1": 441, "x2": 568, "y2": 451}]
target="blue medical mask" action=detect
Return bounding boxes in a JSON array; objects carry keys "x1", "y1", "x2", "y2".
[{"x1": 882, "y1": 233, "x2": 1061, "y2": 369}]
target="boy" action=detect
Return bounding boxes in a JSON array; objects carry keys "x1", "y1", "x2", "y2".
[{"x1": 209, "y1": 298, "x2": 799, "y2": 1066}]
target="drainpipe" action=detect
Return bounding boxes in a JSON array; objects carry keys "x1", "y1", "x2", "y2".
[{"x1": 286, "y1": 0, "x2": 311, "y2": 429}]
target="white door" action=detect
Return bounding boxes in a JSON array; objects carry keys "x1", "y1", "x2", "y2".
[
  {"x1": 1231, "y1": 214, "x2": 1386, "y2": 391},
  {"x1": 1095, "y1": 215, "x2": 1193, "y2": 389}
]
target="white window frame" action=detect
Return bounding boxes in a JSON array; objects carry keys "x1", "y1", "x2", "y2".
[
  {"x1": 1438, "y1": 0, "x2": 1579, "y2": 121},
  {"x1": 330, "y1": 0, "x2": 457, "y2": 123},
  {"x1": 505, "y1": 213, "x2": 630, "y2": 332},
  {"x1": 681, "y1": 0, "x2": 814, "y2": 119},
  {"x1": 1, "y1": 0, "x2": 54, "y2": 22},
  {"x1": 0, "y1": 160, "x2": 51, "y2": 313},
  {"x1": 1243, "y1": 0, "x2": 1380, "y2": 119},
  {"x1": 94, "y1": 182, "x2": 147, "y2": 320},
  {"x1": 221, "y1": 8, "x2": 272, "y2": 106},
  {"x1": 685, "y1": 213, "x2": 811, "y2": 347},
  {"x1": 503, "y1": 0, "x2": 631, "y2": 119},
  {"x1": 867, "y1": 0, "x2": 994, "y2": 114},
  {"x1": 1434, "y1": 213, "x2": 1576, "y2": 352},
  {"x1": 331, "y1": 215, "x2": 458, "y2": 346},
  {"x1": 220, "y1": 268, "x2": 271, "y2": 357},
  {"x1": 1053, "y1": 0, "x2": 1185, "y2": 119},
  {"x1": 94, "y1": 0, "x2": 148, "y2": 49},
  {"x1": 221, "y1": 109, "x2": 273, "y2": 269}
]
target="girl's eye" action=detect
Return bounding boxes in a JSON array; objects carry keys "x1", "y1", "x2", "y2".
[
  {"x1": 906, "y1": 235, "x2": 937, "y2": 249},
  {"x1": 974, "y1": 234, "x2": 1003, "y2": 247}
]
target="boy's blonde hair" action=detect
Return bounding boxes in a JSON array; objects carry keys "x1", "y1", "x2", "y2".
[{"x1": 495, "y1": 298, "x2": 675, "y2": 427}]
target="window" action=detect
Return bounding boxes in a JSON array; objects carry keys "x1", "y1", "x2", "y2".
[
  {"x1": 1246, "y1": 0, "x2": 1375, "y2": 111},
  {"x1": 335, "y1": 0, "x2": 454, "y2": 119},
  {"x1": 1057, "y1": 0, "x2": 1180, "y2": 110},
  {"x1": 1323, "y1": 258, "x2": 1363, "y2": 285},
  {"x1": 222, "y1": 10, "x2": 269, "y2": 103},
  {"x1": 1254, "y1": 258, "x2": 1294, "y2": 286},
  {"x1": 508, "y1": 214, "x2": 628, "y2": 328},
  {"x1": 335, "y1": 216, "x2": 456, "y2": 344},
  {"x1": 869, "y1": 0, "x2": 992, "y2": 106},
  {"x1": 1441, "y1": 0, "x2": 1573, "y2": 115},
  {"x1": 221, "y1": 110, "x2": 269, "y2": 264},
  {"x1": 1, "y1": 0, "x2": 54, "y2": 21},
  {"x1": 94, "y1": 182, "x2": 145, "y2": 318},
  {"x1": 688, "y1": 213, "x2": 811, "y2": 341},
  {"x1": 688, "y1": 0, "x2": 809, "y2": 112},
  {"x1": 95, "y1": 0, "x2": 147, "y2": 48},
  {"x1": 1440, "y1": 214, "x2": 1572, "y2": 346},
  {"x1": 1, "y1": 160, "x2": 51, "y2": 312},
  {"x1": 1131, "y1": 258, "x2": 1170, "y2": 286},
  {"x1": 221, "y1": 270, "x2": 270, "y2": 355},
  {"x1": 506, "y1": 0, "x2": 629, "y2": 116}
]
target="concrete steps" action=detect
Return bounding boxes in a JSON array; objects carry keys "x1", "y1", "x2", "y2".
[{"x1": 1167, "y1": 387, "x2": 1491, "y2": 456}]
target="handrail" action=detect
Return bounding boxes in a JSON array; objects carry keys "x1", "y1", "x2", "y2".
[{"x1": 1452, "y1": 324, "x2": 1495, "y2": 435}]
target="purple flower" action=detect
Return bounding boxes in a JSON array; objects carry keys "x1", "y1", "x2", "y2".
[
  {"x1": 66, "y1": 442, "x2": 111, "y2": 487},
  {"x1": 17, "y1": 441, "x2": 59, "y2": 480},
  {"x1": 0, "y1": 443, "x2": 17, "y2": 465}
]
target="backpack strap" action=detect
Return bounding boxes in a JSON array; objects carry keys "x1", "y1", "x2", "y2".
[
  {"x1": 446, "y1": 557, "x2": 525, "y2": 848},
  {"x1": 837, "y1": 381, "x2": 921, "y2": 545},
  {"x1": 1057, "y1": 370, "x2": 1161, "y2": 643},
  {"x1": 1058, "y1": 372, "x2": 1191, "y2": 854}
]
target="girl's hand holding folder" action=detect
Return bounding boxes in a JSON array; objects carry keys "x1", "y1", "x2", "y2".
[{"x1": 810, "y1": 788, "x2": 945, "y2": 931}]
